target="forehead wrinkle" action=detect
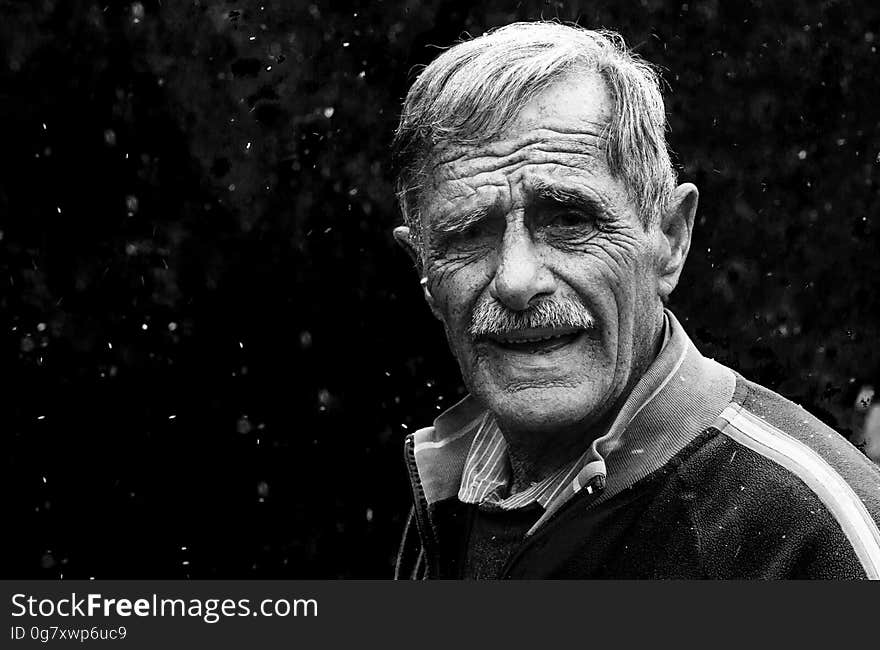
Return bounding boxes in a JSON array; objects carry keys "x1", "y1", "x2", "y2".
[
  {"x1": 430, "y1": 143, "x2": 606, "y2": 188},
  {"x1": 424, "y1": 154, "x2": 625, "y2": 226},
  {"x1": 431, "y1": 152, "x2": 613, "y2": 205},
  {"x1": 421, "y1": 116, "x2": 625, "y2": 231},
  {"x1": 430, "y1": 125, "x2": 608, "y2": 172}
]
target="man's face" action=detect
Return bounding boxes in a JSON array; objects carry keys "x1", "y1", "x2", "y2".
[{"x1": 415, "y1": 74, "x2": 666, "y2": 437}]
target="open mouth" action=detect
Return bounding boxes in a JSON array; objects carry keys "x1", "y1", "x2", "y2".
[{"x1": 482, "y1": 327, "x2": 586, "y2": 354}]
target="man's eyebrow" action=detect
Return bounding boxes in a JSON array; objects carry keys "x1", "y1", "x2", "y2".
[
  {"x1": 431, "y1": 204, "x2": 493, "y2": 235},
  {"x1": 529, "y1": 180, "x2": 602, "y2": 211}
]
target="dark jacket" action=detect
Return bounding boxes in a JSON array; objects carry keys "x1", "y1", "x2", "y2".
[{"x1": 395, "y1": 316, "x2": 880, "y2": 579}]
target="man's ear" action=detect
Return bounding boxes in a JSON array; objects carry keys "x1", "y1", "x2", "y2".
[
  {"x1": 656, "y1": 183, "x2": 698, "y2": 300},
  {"x1": 392, "y1": 226, "x2": 420, "y2": 269},
  {"x1": 393, "y1": 226, "x2": 440, "y2": 317}
]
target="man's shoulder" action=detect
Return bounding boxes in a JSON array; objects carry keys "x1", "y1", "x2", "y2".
[
  {"x1": 668, "y1": 369, "x2": 880, "y2": 497},
  {"x1": 723, "y1": 373, "x2": 880, "y2": 493},
  {"x1": 672, "y1": 371, "x2": 880, "y2": 578}
]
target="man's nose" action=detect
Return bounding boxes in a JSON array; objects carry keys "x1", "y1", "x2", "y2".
[{"x1": 489, "y1": 224, "x2": 556, "y2": 311}]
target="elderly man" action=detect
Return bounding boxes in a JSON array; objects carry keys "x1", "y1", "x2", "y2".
[{"x1": 391, "y1": 22, "x2": 880, "y2": 579}]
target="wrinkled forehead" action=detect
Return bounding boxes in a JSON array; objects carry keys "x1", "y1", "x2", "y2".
[
  {"x1": 420, "y1": 74, "x2": 617, "y2": 195},
  {"x1": 427, "y1": 127, "x2": 608, "y2": 183}
]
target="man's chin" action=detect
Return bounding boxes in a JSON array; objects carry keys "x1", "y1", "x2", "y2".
[
  {"x1": 473, "y1": 381, "x2": 608, "y2": 437},
  {"x1": 461, "y1": 336, "x2": 614, "y2": 433}
]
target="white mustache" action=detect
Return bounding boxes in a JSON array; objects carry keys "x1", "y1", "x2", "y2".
[{"x1": 469, "y1": 296, "x2": 595, "y2": 338}]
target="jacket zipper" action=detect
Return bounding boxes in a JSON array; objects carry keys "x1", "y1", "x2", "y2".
[{"x1": 404, "y1": 435, "x2": 440, "y2": 577}]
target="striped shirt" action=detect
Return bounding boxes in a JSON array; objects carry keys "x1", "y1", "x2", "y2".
[{"x1": 457, "y1": 413, "x2": 594, "y2": 510}]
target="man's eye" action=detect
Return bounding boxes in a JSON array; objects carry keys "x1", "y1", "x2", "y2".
[
  {"x1": 445, "y1": 219, "x2": 501, "y2": 248},
  {"x1": 460, "y1": 222, "x2": 494, "y2": 239},
  {"x1": 546, "y1": 211, "x2": 590, "y2": 228}
]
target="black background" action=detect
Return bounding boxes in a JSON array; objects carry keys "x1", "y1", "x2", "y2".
[{"x1": 1, "y1": 0, "x2": 879, "y2": 578}]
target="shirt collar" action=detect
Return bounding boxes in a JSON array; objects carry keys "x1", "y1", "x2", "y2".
[
  {"x1": 408, "y1": 309, "x2": 736, "y2": 514},
  {"x1": 456, "y1": 417, "x2": 575, "y2": 510}
]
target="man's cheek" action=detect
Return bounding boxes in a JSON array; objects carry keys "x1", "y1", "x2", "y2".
[
  {"x1": 432, "y1": 291, "x2": 460, "y2": 331},
  {"x1": 435, "y1": 298, "x2": 467, "y2": 341}
]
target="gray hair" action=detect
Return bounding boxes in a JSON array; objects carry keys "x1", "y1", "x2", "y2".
[{"x1": 393, "y1": 21, "x2": 677, "y2": 254}]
